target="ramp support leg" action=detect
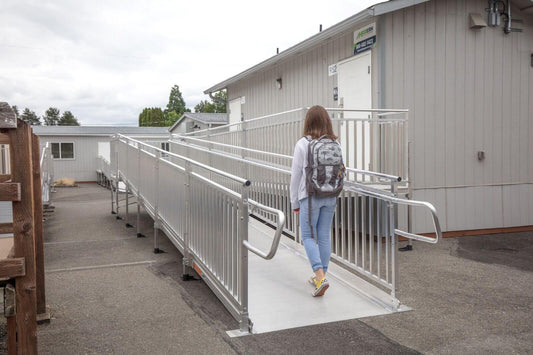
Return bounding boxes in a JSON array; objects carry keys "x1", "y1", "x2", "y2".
[
  {"x1": 136, "y1": 198, "x2": 145, "y2": 238},
  {"x1": 110, "y1": 181, "x2": 115, "y2": 214},
  {"x1": 153, "y1": 222, "x2": 163, "y2": 254},
  {"x1": 115, "y1": 177, "x2": 122, "y2": 220},
  {"x1": 125, "y1": 183, "x2": 133, "y2": 228}
]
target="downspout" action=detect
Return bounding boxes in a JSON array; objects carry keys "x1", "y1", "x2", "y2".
[{"x1": 208, "y1": 90, "x2": 226, "y2": 105}]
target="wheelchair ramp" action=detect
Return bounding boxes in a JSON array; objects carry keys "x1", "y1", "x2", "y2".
[{"x1": 243, "y1": 219, "x2": 409, "y2": 335}]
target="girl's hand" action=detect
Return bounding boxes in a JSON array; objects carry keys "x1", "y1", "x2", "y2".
[{"x1": 293, "y1": 208, "x2": 300, "y2": 214}]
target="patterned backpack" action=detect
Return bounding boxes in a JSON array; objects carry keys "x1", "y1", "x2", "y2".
[{"x1": 305, "y1": 135, "x2": 345, "y2": 239}]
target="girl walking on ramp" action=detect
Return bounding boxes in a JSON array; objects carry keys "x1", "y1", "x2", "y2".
[{"x1": 290, "y1": 105, "x2": 345, "y2": 297}]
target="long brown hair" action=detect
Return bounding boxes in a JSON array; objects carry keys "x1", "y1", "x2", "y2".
[{"x1": 303, "y1": 105, "x2": 337, "y2": 140}]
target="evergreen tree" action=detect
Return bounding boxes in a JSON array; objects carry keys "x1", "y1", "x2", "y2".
[
  {"x1": 11, "y1": 105, "x2": 19, "y2": 118},
  {"x1": 58, "y1": 111, "x2": 80, "y2": 126},
  {"x1": 20, "y1": 108, "x2": 41, "y2": 125},
  {"x1": 139, "y1": 107, "x2": 165, "y2": 127},
  {"x1": 43, "y1": 107, "x2": 60, "y2": 125},
  {"x1": 166, "y1": 85, "x2": 187, "y2": 115}
]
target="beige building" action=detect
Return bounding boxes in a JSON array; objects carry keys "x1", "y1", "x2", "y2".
[{"x1": 204, "y1": 0, "x2": 533, "y2": 234}]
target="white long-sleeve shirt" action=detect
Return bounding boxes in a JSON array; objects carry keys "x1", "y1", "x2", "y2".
[{"x1": 290, "y1": 137, "x2": 309, "y2": 210}]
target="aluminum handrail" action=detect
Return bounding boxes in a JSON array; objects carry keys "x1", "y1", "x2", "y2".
[
  {"x1": 243, "y1": 199, "x2": 286, "y2": 260},
  {"x1": 173, "y1": 135, "x2": 292, "y2": 160},
  {"x1": 170, "y1": 136, "x2": 403, "y2": 183},
  {"x1": 170, "y1": 136, "x2": 443, "y2": 244},
  {"x1": 343, "y1": 183, "x2": 442, "y2": 243},
  {"x1": 182, "y1": 107, "x2": 408, "y2": 137},
  {"x1": 181, "y1": 107, "x2": 307, "y2": 136},
  {"x1": 116, "y1": 134, "x2": 250, "y2": 186}
]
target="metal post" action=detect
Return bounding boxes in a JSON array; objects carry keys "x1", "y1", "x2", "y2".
[
  {"x1": 125, "y1": 182, "x2": 133, "y2": 227},
  {"x1": 182, "y1": 160, "x2": 193, "y2": 280},
  {"x1": 111, "y1": 138, "x2": 116, "y2": 214},
  {"x1": 136, "y1": 142, "x2": 145, "y2": 237},
  {"x1": 238, "y1": 182, "x2": 251, "y2": 333},
  {"x1": 153, "y1": 150, "x2": 161, "y2": 253},
  {"x1": 389, "y1": 199, "x2": 399, "y2": 310},
  {"x1": 115, "y1": 141, "x2": 121, "y2": 220}
]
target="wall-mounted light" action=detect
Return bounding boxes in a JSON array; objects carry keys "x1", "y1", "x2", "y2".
[{"x1": 276, "y1": 78, "x2": 282, "y2": 90}]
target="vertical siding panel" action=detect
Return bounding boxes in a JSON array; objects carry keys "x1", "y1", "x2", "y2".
[
  {"x1": 423, "y1": 1, "x2": 437, "y2": 189},
  {"x1": 492, "y1": 25, "x2": 504, "y2": 184},
  {"x1": 403, "y1": 7, "x2": 415, "y2": 146},
  {"x1": 434, "y1": 0, "x2": 446, "y2": 187},
  {"x1": 501, "y1": 28, "x2": 513, "y2": 183},
  {"x1": 464, "y1": 0, "x2": 477, "y2": 187},
  {"x1": 509, "y1": 31, "x2": 521, "y2": 184},
  {"x1": 454, "y1": 0, "x2": 466, "y2": 188},
  {"x1": 444, "y1": 0, "x2": 457, "y2": 187},
  {"x1": 473, "y1": 4, "x2": 486, "y2": 186},
  {"x1": 482, "y1": 14, "x2": 494, "y2": 185},
  {"x1": 520, "y1": 26, "x2": 531, "y2": 183},
  {"x1": 392, "y1": 11, "x2": 404, "y2": 108},
  {"x1": 384, "y1": 14, "x2": 394, "y2": 108},
  {"x1": 413, "y1": 3, "x2": 426, "y2": 188}
]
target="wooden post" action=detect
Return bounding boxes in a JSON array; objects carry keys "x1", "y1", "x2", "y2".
[
  {"x1": 7, "y1": 316, "x2": 16, "y2": 355},
  {"x1": 7, "y1": 120, "x2": 38, "y2": 354},
  {"x1": 32, "y1": 134, "x2": 47, "y2": 317}
]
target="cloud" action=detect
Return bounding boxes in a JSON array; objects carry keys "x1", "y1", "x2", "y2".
[{"x1": 1, "y1": 0, "x2": 380, "y2": 125}]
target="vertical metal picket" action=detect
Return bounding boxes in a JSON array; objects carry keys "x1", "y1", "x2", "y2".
[{"x1": 238, "y1": 182, "x2": 250, "y2": 333}]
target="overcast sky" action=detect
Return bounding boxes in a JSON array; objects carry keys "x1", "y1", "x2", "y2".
[{"x1": 1, "y1": 0, "x2": 380, "y2": 126}]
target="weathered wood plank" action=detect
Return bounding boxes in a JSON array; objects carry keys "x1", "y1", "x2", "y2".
[
  {"x1": 0, "y1": 103, "x2": 17, "y2": 129},
  {"x1": 0, "y1": 174, "x2": 11, "y2": 183},
  {"x1": 8, "y1": 119, "x2": 38, "y2": 354},
  {"x1": 7, "y1": 316, "x2": 16, "y2": 355},
  {"x1": 0, "y1": 133, "x2": 10, "y2": 144},
  {"x1": 0, "y1": 222, "x2": 13, "y2": 234},
  {"x1": 0, "y1": 257, "x2": 25, "y2": 279},
  {"x1": 32, "y1": 133, "x2": 47, "y2": 315},
  {"x1": 0, "y1": 183, "x2": 21, "y2": 201}
]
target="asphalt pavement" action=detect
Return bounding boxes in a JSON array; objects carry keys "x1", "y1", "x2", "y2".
[{"x1": 32, "y1": 184, "x2": 533, "y2": 354}]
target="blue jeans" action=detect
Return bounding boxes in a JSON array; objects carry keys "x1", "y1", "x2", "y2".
[{"x1": 299, "y1": 196, "x2": 337, "y2": 273}]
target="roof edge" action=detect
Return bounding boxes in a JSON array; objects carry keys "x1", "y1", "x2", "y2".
[{"x1": 204, "y1": 0, "x2": 430, "y2": 94}]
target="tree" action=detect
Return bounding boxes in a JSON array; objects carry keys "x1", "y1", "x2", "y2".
[
  {"x1": 194, "y1": 91, "x2": 227, "y2": 113},
  {"x1": 139, "y1": 107, "x2": 165, "y2": 127},
  {"x1": 43, "y1": 107, "x2": 60, "y2": 125},
  {"x1": 21, "y1": 108, "x2": 41, "y2": 125},
  {"x1": 194, "y1": 100, "x2": 215, "y2": 113},
  {"x1": 211, "y1": 90, "x2": 227, "y2": 113},
  {"x1": 164, "y1": 111, "x2": 180, "y2": 126},
  {"x1": 11, "y1": 105, "x2": 19, "y2": 118},
  {"x1": 166, "y1": 85, "x2": 187, "y2": 115},
  {"x1": 58, "y1": 111, "x2": 80, "y2": 126},
  {"x1": 163, "y1": 84, "x2": 191, "y2": 127}
]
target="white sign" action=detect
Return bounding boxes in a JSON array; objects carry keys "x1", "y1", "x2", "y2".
[
  {"x1": 354, "y1": 22, "x2": 377, "y2": 55},
  {"x1": 241, "y1": 96, "x2": 246, "y2": 104},
  {"x1": 328, "y1": 63, "x2": 338, "y2": 76}
]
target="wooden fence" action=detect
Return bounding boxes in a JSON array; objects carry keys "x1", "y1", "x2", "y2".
[{"x1": 0, "y1": 102, "x2": 47, "y2": 354}]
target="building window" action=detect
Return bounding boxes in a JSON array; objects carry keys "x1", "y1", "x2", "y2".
[
  {"x1": 51, "y1": 142, "x2": 75, "y2": 159},
  {"x1": 160, "y1": 142, "x2": 170, "y2": 157}
]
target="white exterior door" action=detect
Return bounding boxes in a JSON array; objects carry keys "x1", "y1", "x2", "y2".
[
  {"x1": 228, "y1": 97, "x2": 242, "y2": 131},
  {"x1": 337, "y1": 51, "x2": 372, "y2": 171}
]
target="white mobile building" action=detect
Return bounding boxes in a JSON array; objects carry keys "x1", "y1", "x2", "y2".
[
  {"x1": 204, "y1": 0, "x2": 533, "y2": 234},
  {"x1": 168, "y1": 113, "x2": 228, "y2": 134},
  {"x1": 33, "y1": 126, "x2": 169, "y2": 182}
]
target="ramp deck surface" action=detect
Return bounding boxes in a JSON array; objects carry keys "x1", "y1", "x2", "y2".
[{"x1": 245, "y1": 219, "x2": 405, "y2": 334}]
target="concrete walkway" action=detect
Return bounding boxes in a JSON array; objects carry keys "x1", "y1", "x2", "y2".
[{"x1": 31, "y1": 184, "x2": 533, "y2": 354}]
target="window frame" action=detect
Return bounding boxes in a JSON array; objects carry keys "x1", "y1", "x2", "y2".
[{"x1": 51, "y1": 142, "x2": 76, "y2": 160}]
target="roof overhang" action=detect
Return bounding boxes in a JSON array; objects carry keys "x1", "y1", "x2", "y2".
[{"x1": 204, "y1": 0, "x2": 429, "y2": 94}]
